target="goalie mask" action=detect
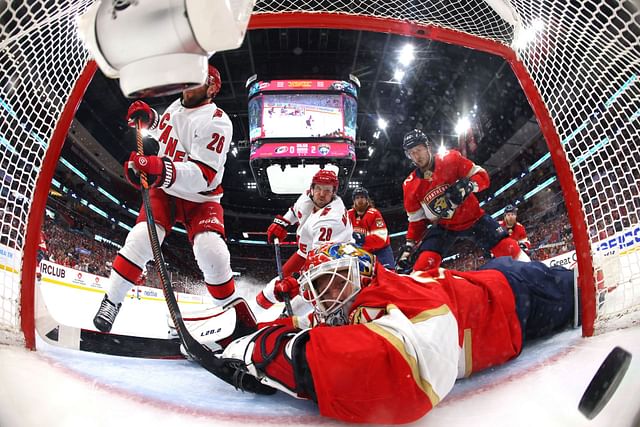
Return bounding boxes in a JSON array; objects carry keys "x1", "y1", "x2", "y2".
[{"x1": 299, "y1": 243, "x2": 375, "y2": 326}]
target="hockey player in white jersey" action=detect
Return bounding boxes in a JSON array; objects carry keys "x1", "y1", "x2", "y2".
[
  {"x1": 256, "y1": 169, "x2": 353, "y2": 312},
  {"x1": 93, "y1": 65, "x2": 238, "y2": 333}
]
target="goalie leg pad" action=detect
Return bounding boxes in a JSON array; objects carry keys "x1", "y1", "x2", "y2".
[
  {"x1": 490, "y1": 237, "x2": 527, "y2": 260},
  {"x1": 413, "y1": 250, "x2": 442, "y2": 271}
]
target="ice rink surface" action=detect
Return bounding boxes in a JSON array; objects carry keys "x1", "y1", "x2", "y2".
[{"x1": 1, "y1": 280, "x2": 640, "y2": 427}]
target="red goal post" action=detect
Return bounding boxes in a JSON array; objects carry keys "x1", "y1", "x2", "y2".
[{"x1": 1, "y1": 1, "x2": 638, "y2": 349}]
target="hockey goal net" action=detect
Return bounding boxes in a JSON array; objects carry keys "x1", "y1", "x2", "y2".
[{"x1": 0, "y1": 1, "x2": 638, "y2": 347}]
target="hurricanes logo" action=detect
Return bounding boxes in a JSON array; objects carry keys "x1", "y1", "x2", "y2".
[{"x1": 138, "y1": 157, "x2": 148, "y2": 166}]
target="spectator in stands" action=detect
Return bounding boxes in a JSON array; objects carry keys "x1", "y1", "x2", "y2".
[
  {"x1": 348, "y1": 187, "x2": 394, "y2": 269},
  {"x1": 499, "y1": 204, "x2": 531, "y2": 254}
]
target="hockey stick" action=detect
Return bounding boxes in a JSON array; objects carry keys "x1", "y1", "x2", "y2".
[
  {"x1": 134, "y1": 122, "x2": 273, "y2": 394},
  {"x1": 35, "y1": 279, "x2": 182, "y2": 358},
  {"x1": 273, "y1": 237, "x2": 293, "y2": 316}
]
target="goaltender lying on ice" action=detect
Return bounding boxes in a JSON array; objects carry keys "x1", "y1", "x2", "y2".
[{"x1": 184, "y1": 242, "x2": 578, "y2": 424}]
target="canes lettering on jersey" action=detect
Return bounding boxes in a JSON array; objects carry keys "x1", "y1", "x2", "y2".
[{"x1": 157, "y1": 113, "x2": 186, "y2": 162}]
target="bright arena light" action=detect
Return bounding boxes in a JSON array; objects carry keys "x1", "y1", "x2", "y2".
[
  {"x1": 398, "y1": 44, "x2": 414, "y2": 66},
  {"x1": 393, "y1": 68, "x2": 405, "y2": 82},
  {"x1": 455, "y1": 116, "x2": 471, "y2": 135},
  {"x1": 377, "y1": 118, "x2": 388, "y2": 129}
]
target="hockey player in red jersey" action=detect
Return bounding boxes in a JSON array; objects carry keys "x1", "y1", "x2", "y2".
[
  {"x1": 348, "y1": 187, "x2": 394, "y2": 269},
  {"x1": 396, "y1": 129, "x2": 529, "y2": 273},
  {"x1": 93, "y1": 65, "x2": 238, "y2": 333},
  {"x1": 257, "y1": 169, "x2": 353, "y2": 311},
  {"x1": 215, "y1": 242, "x2": 576, "y2": 424},
  {"x1": 499, "y1": 204, "x2": 531, "y2": 253}
]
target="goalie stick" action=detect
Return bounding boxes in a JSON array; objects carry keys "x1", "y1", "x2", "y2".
[
  {"x1": 35, "y1": 279, "x2": 182, "y2": 359},
  {"x1": 134, "y1": 122, "x2": 274, "y2": 395},
  {"x1": 273, "y1": 237, "x2": 293, "y2": 316}
]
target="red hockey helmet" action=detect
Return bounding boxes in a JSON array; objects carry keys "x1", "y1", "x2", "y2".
[
  {"x1": 300, "y1": 242, "x2": 375, "y2": 325},
  {"x1": 311, "y1": 169, "x2": 339, "y2": 191},
  {"x1": 207, "y1": 65, "x2": 222, "y2": 97}
]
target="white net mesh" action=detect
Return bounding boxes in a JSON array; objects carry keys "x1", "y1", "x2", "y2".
[
  {"x1": 0, "y1": 0, "x2": 93, "y2": 344},
  {"x1": 0, "y1": 0, "x2": 638, "y2": 343}
]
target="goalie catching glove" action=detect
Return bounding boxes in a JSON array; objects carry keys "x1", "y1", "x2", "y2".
[
  {"x1": 124, "y1": 152, "x2": 176, "y2": 189},
  {"x1": 444, "y1": 177, "x2": 476, "y2": 206},
  {"x1": 218, "y1": 324, "x2": 316, "y2": 398},
  {"x1": 267, "y1": 215, "x2": 290, "y2": 243}
]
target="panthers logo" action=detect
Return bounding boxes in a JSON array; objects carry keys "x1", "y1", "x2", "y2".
[{"x1": 423, "y1": 185, "x2": 456, "y2": 220}]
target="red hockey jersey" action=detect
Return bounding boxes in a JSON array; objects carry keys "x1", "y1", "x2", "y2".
[
  {"x1": 499, "y1": 220, "x2": 531, "y2": 249},
  {"x1": 305, "y1": 266, "x2": 522, "y2": 424},
  {"x1": 348, "y1": 207, "x2": 390, "y2": 252},
  {"x1": 402, "y1": 150, "x2": 489, "y2": 240}
]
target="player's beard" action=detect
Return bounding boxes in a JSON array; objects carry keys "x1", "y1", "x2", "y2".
[
  {"x1": 182, "y1": 85, "x2": 209, "y2": 108},
  {"x1": 313, "y1": 197, "x2": 330, "y2": 209},
  {"x1": 354, "y1": 200, "x2": 368, "y2": 214}
]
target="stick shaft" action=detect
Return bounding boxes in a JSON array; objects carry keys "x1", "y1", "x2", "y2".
[{"x1": 273, "y1": 238, "x2": 293, "y2": 316}]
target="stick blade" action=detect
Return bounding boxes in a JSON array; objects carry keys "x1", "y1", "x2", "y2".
[{"x1": 578, "y1": 346, "x2": 632, "y2": 419}]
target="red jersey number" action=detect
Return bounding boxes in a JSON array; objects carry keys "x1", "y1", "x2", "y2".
[
  {"x1": 207, "y1": 132, "x2": 225, "y2": 154},
  {"x1": 319, "y1": 227, "x2": 333, "y2": 241}
]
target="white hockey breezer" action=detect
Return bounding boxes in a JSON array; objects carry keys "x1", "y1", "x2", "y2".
[{"x1": 168, "y1": 298, "x2": 258, "y2": 356}]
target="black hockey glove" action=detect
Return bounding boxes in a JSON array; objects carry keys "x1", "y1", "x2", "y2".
[
  {"x1": 444, "y1": 177, "x2": 475, "y2": 206},
  {"x1": 395, "y1": 242, "x2": 415, "y2": 274},
  {"x1": 353, "y1": 232, "x2": 365, "y2": 247}
]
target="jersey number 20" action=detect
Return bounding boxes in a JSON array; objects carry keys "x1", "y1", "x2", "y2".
[{"x1": 319, "y1": 227, "x2": 333, "y2": 241}]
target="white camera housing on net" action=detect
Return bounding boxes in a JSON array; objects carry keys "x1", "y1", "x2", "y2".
[{"x1": 77, "y1": 0, "x2": 254, "y2": 98}]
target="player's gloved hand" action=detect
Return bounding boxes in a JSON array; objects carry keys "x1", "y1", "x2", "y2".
[
  {"x1": 210, "y1": 354, "x2": 277, "y2": 395},
  {"x1": 126, "y1": 100, "x2": 158, "y2": 129},
  {"x1": 267, "y1": 215, "x2": 290, "y2": 243},
  {"x1": 124, "y1": 152, "x2": 175, "y2": 189},
  {"x1": 395, "y1": 242, "x2": 415, "y2": 273},
  {"x1": 353, "y1": 232, "x2": 365, "y2": 247},
  {"x1": 444, "y1": 177, "x2": 475, "y2": 206},
  {"x1": 220, "y1": 325, "x2": 312, "y2": 398},
  {"x1": 274, "y1": 275, "x2": 300, "y2": 301}
]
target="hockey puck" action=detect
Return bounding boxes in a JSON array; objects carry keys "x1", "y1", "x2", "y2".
[{"x1": 578, "y1": 346, "x2": 632, "y2": 419}]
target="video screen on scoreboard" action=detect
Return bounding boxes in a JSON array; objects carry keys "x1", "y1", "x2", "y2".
[{"x1": 248, "y1": 80, "x2": 358, "y2": 142}]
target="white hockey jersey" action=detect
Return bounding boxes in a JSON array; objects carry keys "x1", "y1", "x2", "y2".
[
  {"x1": 282, "y1": 192, "x2": 354, "y2": 258},
  {"x1": 149, "y1": 99, "x2": 233, "y2": 203}
]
